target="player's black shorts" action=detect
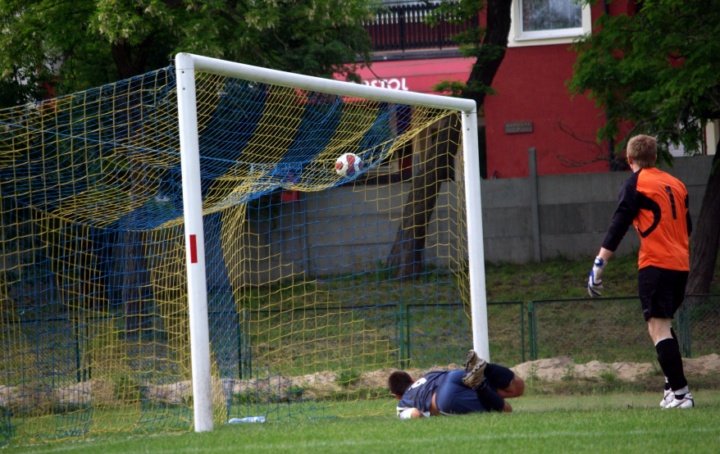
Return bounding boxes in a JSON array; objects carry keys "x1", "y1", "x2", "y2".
[{"x1": 638, "y1": 266, "x2": 688, "y2": 321}]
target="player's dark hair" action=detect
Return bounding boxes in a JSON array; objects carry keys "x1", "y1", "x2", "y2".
[{"x1": 388, "y1": 371, "x2": 413, "y2": 397}]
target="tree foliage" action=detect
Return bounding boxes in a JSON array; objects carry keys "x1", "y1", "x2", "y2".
[
  {"x1": 430, "y1": 0, "x2": 511, "y2": 106},
  {"x1": 570, "y1": 0, "x2": 720, "y2": 293},
  {"x1": 386, "y1": 1, "x2": 511, "y2": 278},
  {"x1": 570, "y1": 0, "x2": 720, "y2": 156},
  {"x1": 0, "y1": 0, "x2": 375, "y2": 105}
]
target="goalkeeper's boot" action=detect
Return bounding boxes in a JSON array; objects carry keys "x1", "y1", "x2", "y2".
[
  {"x1": 462, "y1": 350, "x2": 487, "y2": 389},
  {"x1": 664, "y1": 392, "x2": 694, "y2": 409},
  {"x1": 659, "y1": 389, "x2": 674, "y2": 408}
]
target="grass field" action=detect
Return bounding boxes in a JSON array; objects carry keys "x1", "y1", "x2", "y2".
[
  {"x1": 486, "y1": 253, "x2": 720, "y2": 300},
  {"x1": 10, "y1": 391, "x2": 720, "y2": 453},
  {"x1": 5, "y1": 255, "x2": 718, "y2": 452}
]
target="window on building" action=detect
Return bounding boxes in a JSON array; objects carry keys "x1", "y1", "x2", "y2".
[{"x1": 509, "y1": 0, "x2": 591, "y2": 47}]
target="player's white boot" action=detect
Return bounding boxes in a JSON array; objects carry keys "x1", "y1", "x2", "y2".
[
  {"x1": 659, "y1": 389, "x2": 674, "y2": 408},
  {"x1": 664, "y1": 392, "x2": 694, "y2": 409}
]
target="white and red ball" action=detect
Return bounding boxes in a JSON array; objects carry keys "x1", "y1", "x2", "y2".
[{"x1": 335, "y1": 152, "x2": 363, "y2": 177}]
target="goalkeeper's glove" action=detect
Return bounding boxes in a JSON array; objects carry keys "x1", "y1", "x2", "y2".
[{"x1": 587, "y1": 256, "x2": 605, "y2": 297}]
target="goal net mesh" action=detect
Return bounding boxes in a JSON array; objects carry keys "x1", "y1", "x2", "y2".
[{"x1": 0, "y1": 64, "x2": 471, "y2": 444}]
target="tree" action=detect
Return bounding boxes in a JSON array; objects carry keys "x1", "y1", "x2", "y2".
[
  {"x1": 0, "y1": 0, "x2": 377, "y2": 327},
  {"x1": 386, "y1": 0, "x2": 512, "y2": 278},
  {"x1": 0, "y1": 0, "x2": 374, "y2": 103},
  {"x1": 569, "y1": 0, "x2": 720, "y2": 294}
]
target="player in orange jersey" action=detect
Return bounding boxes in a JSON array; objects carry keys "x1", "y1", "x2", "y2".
[{"x1": 588, "y1": 134, "x2": 694, "y2": 409}]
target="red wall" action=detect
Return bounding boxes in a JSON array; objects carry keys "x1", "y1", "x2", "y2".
[{"x1": 484, "y1": 44, "x2": 609, "y2": 178}]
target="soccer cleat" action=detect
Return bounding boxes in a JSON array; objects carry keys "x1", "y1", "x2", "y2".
[
  {"x1": 659, "y1": 389, "x2": 674, "y2": 408},
  {"x1": 664, "y1": 392, "x2": 694, "y2": 409},
  {"x1": 464, "y1": 349, "x2": 481, "y2": 372},
  {"x1": 462, "y1": 349, "x2": 487, "y2": 389}
]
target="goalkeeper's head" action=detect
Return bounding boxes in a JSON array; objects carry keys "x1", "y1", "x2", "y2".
[
  {"x1": 388, "y1": 371, "x2": 414, "y2": 399},
  {"x1": 626, "y1": 134, "x2": 657, "y2": 168}
]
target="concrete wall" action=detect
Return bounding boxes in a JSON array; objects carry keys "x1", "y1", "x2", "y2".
[
  {"x1": 265, "y1": 181, "x2": 465, "y2": 276},
  {"x1": 482, "y1": 154, "x2": 712, "y2": 263},
  {"x1": 260, "y1": 155, "x2": 712, "y2": 276}
]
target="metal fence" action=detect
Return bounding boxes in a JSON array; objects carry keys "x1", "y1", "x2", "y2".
[
  {"x1": 364, "y1": 3, "x2": 477, "y2": 51},
  {"x1": 3, "y1": 295, "x2": 716, "y2": 387},
  {"x1": 527, "y1": 294, "x2": 720, "y2": 363},
  {"x1": 209, "y1": 301, "x2": 525, "y2": 375},
  {"x1": 393, "y1": 301, "x2": 525, "y2": 368}
]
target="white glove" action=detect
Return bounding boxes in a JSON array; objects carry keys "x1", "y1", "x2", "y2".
[{"x1": 587, "y1": 256, "x2": 605, "y2": 297}]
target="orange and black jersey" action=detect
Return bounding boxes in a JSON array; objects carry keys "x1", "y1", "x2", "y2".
[{"x1": 602, "y1": 168, "x2": 691, "y2": 271}]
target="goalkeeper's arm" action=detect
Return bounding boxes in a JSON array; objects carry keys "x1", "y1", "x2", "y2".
[{"x1": 589, "y1": 173, "x2": 639, "y2": 297}]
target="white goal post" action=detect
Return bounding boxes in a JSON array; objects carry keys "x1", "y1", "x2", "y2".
[{"x1": 174, "y1": 52, "x2": 488, "y2": 432}]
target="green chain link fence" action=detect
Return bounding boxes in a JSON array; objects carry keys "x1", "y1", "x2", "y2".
[{"x1": 527, "y1": 294, "x2": 720, "y2": 362}]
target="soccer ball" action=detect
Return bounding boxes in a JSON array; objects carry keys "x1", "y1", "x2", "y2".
[{"x1": 335, "y1": 152, "x2": 363, "y2": 177}]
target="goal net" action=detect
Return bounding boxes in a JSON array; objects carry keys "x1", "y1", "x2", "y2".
[{"x1": 0, "y1": 53, "x2": 485, "y2": 444}]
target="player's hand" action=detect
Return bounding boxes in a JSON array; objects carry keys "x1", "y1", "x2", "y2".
[{"x1": 587, "y1": 256, "x2": 605, "y2": 297}]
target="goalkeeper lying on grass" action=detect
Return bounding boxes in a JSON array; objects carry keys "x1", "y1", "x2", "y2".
[{"x1": 388, "y1": 350, "x2": 524, "y2": 419}]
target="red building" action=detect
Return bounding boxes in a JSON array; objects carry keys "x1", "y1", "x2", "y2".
[{"x1": 352, "y1": 1, "x2": 718, "y2": 179}]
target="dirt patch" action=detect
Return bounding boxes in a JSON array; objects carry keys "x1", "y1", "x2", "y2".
[
  {"x1": 3, "y1": 355, "x2": 717, "y2": 409},
  {"x1": 354, "y1": 354, "x2": 720, "y2": 390},
  {"x1": 510, "y1": 353, "x2": 720, "y2": 383},
  {"x1": 511, "y1": 357, "x2": 657, "y2": 382}
]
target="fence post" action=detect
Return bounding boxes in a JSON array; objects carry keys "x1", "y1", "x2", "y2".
[
  {"x1": 405, "y1": 303, "x2": 411, "y2": 366},
  {"x1": 396, "y1": 301, "x2": 410, "y2": 368},
  {"x1": 529, "y1": 147, "x2": 542, "y2": 262},
  {"x1": 237, "y1": 309, "x2": 252, "y2": 379},
  {"x1": 74, "y1": 321, "x2": 82, "y2": 383},
  {"x1": 677, "y1": 298, "x2": 693, "y2": 358},
  {"x1": 528, "y1": 301, "x2": 538, "y2": 360},
  {"x1": 520, "y1": 301, "x2": 526, "y2": 363}
]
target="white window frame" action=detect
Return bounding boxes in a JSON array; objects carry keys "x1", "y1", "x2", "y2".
[{"x1": 508, "y1": 0, "x2": 592, "y2": 47}]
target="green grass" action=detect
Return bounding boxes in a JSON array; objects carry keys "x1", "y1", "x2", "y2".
[
  {"x1": 486, "y1": 254, "x2": 640, "y2": 301},
  {"x1": 5, "y1": 255, "x2": 718, "y2": 451},
  {"x1": 10, "y1": 391, "x2": 720, "y2": 453},
  {"x1": 485, "y1": 253, "x2": 720, "y2": 301},
  {"x1": 484, "y1": 254, "x2": 720, "y2": 364}
]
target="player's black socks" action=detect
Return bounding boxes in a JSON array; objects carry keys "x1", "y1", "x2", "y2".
[
  {"x1": 656, "y1": 337, "x2": 687, "y2": 391},
  {"x1": 663, "y1": 329, "x2": 676, "y2": 392}
]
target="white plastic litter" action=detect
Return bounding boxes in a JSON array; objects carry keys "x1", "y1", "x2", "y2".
[{"x1": 228, "y1": 416, "x2": 266, "y2": 424}]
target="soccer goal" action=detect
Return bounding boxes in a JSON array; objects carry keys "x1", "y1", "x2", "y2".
[{"x1": 0, "y1": 52, "x2": 486, "y2": 442}]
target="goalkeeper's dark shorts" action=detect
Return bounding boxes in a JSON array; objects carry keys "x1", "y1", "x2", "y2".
[
  {"x1": 434, "y1": 364, "x2": 515, "y2": 414},
  {"x1": 638, "y1": 266, "x2": 688, "y2": 322}
]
